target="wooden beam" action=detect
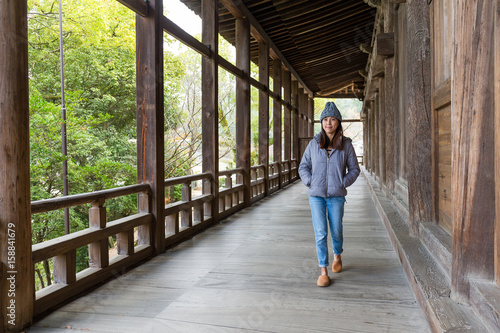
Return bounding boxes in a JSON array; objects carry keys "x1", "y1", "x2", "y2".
[
  {"x1": 376, "y1": 32, "x2": 394, "y2": 57},
  {"x1": 162, "y1": 16, "x2": 210, "y2": 58},
  {"x1": 136, "y1": 0, "x2": 165, "y2": 253},
  {"x1": 218, "y1": 0, "x2": 313, "y2": 95},
  {"x1": 451, "y1": 0, "x2": 496, "y2": 303},
  {"x1": 258, "y1": 41, "x2": 270, "y2": 197},
  {"x1": 0, "y1": 0, "x2": 34, "y2": 330},
  {"x1": 116, "y1": 0, "x2": 148, "y2": 17},
  {"x1": 202, "y1": 0, "x2": 219, "y2": 222},
  {"x1": 235, "y1": 18, "x2": 251, "y2": 206}
]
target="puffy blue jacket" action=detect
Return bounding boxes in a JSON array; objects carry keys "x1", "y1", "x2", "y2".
[{"x1": 298, "y1": 133, "x2": 360, "y2": 197}]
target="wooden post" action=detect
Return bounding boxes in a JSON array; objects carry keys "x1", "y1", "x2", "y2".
[
  {"x1": 283, "y1": 70, "x2": 291, "y2": 164},
  {"x1": 235, "y1": 18, "x2": 251, "y2": 205},
  {"x1": 181, "y1": 183, "x2": 192, "y2": 228},
  {"x1": 0, "y1": 1, "x2": 34, "y2": 330},
  {"x1": 202, "y1": 0, "x2": 219, "y2": 221},
  {"x1": 378, "y1": 77, "x2": 386, "y2": 188},
  {"x1": 384, "y1": 3, "x2": 396, "y2": 193},
  {"x1": 136, "y1": 0, "x2": 165, "y2": 253},
  {"x1": 273, "y1": 59, "x2": 282, "y2": 188},
  {"x1": 292, "y1": 80, "x2": 299, "y2": 161},
  {"x1": 406, "y1": 0, "x2": 432, "y2": 235},
  {"x1": 298, "y1": 87, "x2": 304, "y2": 138},
  {"x1": 308, "y1": 96, "x2": 314, "y2": 137},
  {"x1": 451, "y1": 0, "x2": 495, "y2": 303},
  {"x1": 258, "y1": 42, "x2": 270, "y2": 197},
  {"x1": 495, "y1": 0, "x2": 500, "y2": 286},
  {"x1": 89, "y1": 200, "x2": 108, "y2": 268}
]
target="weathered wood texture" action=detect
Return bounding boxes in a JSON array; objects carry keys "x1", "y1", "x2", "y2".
[
  {"x1": 495, "y1": 0, "x2": 500, "y2": 286},
  {"x1": 273, "y1": 59, "x2": 282, "y2": 170},
  {"x1": 258, "y1": 42, "x2": 270, "y2": 197},
  {"x1": 201, "y1": 0, "x2": 219, "y2": 220},
  {"x1": 383, "y1": 3, "x2": 396, "y2": 193},
  {"x1": 136, "y1": 0, "x2": 165, "y2": 253},
  {"x1": 451, "y1": 0, "x2": 495, "y2": 303},
  {"x1": 405, "y1": 0, "x2": 432, "y2": 235},
  {"x1": 430, "y1": 0, "x2": 454, "y2": 235},
  {"x1": 378, "y1": 77, "x2": 386, "y2": 188},
  {"x1": 29, "y1": 180, "x2": 429, "y2": 333},
  {"x1": 235, "y1": 18, "x2": 251, "y2": 205},
  {"x1": 0, "y1": 1, "x2": 34, "y2": 331},
  {"x1": 397, "y1": 5, "x2": 408, "y2": 180},
  {"x1": 377, "y1": 32, "x2": 394, "y2": 56}
]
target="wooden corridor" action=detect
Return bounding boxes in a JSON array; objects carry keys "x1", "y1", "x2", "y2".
[{"x1": 27, "y1": 173, "x2": 428, "y2": 332}]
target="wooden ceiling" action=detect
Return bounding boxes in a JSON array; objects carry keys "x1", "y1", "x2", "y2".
[{"x1": 180, "y1": 0, "x2": 375, "y2": 98}]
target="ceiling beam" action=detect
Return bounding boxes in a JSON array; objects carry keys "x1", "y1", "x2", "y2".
[{"x1": 218, "y1": 0, "x2": 313, "y2": 95}]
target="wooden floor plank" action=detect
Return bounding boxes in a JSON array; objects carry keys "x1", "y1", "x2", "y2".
[{"x1": 29, "y1": 175, "x2": 429, "y2": 332}]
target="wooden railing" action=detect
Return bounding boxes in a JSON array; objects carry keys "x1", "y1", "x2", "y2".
[
  {"x1": 163, "y1": 172, "x2": 214, "y2": 247},
  {"x1": 218, "y1": 168, "x2": 245, "y2": 219},
  {"x1": 31, "y1": 184, "x2": 152, "y2": 316},
  {"x1": 30, "y1": 162, "x2": 300, "y2": 316}
]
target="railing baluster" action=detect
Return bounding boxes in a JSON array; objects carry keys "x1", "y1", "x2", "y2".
[
  {"x1": 89, "y1": 199, "x2": 109, "y2": 268},
  {"x1": 117, "y1": 229, "x2": 134, "y2": 255},
  {"x1": 138, "y1": 191, "x2": 151, "y2": 245},
  {"x1": 225, "y1": 175, "x2": 232, "y2": 209},
  {"x1": 181, "y1": 182, "x2": 192, "y2": 229},
  {"x1": 53, "y1": 250, "x2": 76, "y2": 284}
]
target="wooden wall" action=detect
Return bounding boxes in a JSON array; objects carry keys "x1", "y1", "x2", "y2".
[{"x1": 363, "y1": 0, "x2": 499, "y2": 310}]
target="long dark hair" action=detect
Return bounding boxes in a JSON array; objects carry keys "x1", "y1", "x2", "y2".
[{"x1": 320, "y1": 123, "x2": 344, "y2": 151}]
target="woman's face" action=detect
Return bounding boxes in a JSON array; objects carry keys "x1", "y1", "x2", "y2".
[{"x1": 322, "y1": 116, "x2": 339, "y2": 136}]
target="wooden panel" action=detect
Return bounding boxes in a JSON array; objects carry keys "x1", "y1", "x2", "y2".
[
  {"x1": 436, "y1": 104, "x2": 452, "y2": 234},
  {"x1": 430, "y1": 0, "x2": 454, "y2": 88}
]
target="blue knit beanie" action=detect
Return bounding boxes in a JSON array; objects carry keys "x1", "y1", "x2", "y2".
[{"x1": 320, "y1": 102, "x2": 342, "y2": 123}]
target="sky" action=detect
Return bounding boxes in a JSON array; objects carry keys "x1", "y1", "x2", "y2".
[{"x1": 165, "y1": 0, "x2": 202, "y2": 36}]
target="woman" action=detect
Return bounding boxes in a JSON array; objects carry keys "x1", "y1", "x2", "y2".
[{"x1": 298, "y1": 101, "x2": 360, "y2": 287}]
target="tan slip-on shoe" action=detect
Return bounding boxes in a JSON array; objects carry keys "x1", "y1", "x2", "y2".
[
  {"x1": 317, "y1": 275, "x2": 331, "y2": 287},
  {"x1": 332, "y1": 257, "x2": 342, "y2": 273}
]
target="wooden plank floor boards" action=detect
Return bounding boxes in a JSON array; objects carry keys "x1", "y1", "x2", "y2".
[{"x1": 28, "y1": 174, "x2": 429, "y2": 332}]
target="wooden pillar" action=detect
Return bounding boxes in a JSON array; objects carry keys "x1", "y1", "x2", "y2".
[
  {"x1": 406, "y1": 0, "x2": 432, "y2": 235},
  {"x1": 0, "y1": 1, "x2": 34, "y2": 330},
  {"x1": 283, "y1": 70, "x2": 291, "y2": 163},
  {"x1": 202, "y1": 0, "x2": 219, "y2": 220},
  {"x1": 373, "y1": 95, "x2": 380, "y2": 177},
  {"x1": 384, "y1": 3, "x2": 396, "y2": 192},
  {"x1": 298, "y1": 87, "x2": 305, "y2": 138},
  {"x1": 308, "y1": 96, "x2": 314, "y2": 136},
  {"x1": 495, "y1": 0, "x2": 500, "y2": 286},
  {"x1": 258, "y1": 42, "x2": 270, "y2": 197},
  {"x1": 137, "y1": 0, "x2": 165, "y2": 253},
  {"x1": 378, "y1": 77, "x2": 386, "y2": 188},
  {"x1": 370, "y1": 101, "x2": 376, "y2": 174},
  {"x1": 451, "y1": 0, "x2": 495, "y2": 303},
  {"x1": 273, "y1": 59, "x2": 282, "y2": 187},
  {"x1": 292, "y1": 80, "x2": 299, "y2": 160},
  {"x1": 235, "y1": 18, "x2": 251, "y2": 205}
]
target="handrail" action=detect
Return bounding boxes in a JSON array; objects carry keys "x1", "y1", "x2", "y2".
[
  {"x1": 219, "y1": 168, "x2": 244, "y2": 176},
  {"x1": 31, "y1": 183, "x2": 151, "y2": 214},
  {"x1": 164, "y1": 172, "x2": 212, "y2": 187}
]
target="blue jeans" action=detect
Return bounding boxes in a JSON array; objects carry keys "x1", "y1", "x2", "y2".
[{"x1": 309, "y1": 196, "x2": 346, "y2": 267}]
